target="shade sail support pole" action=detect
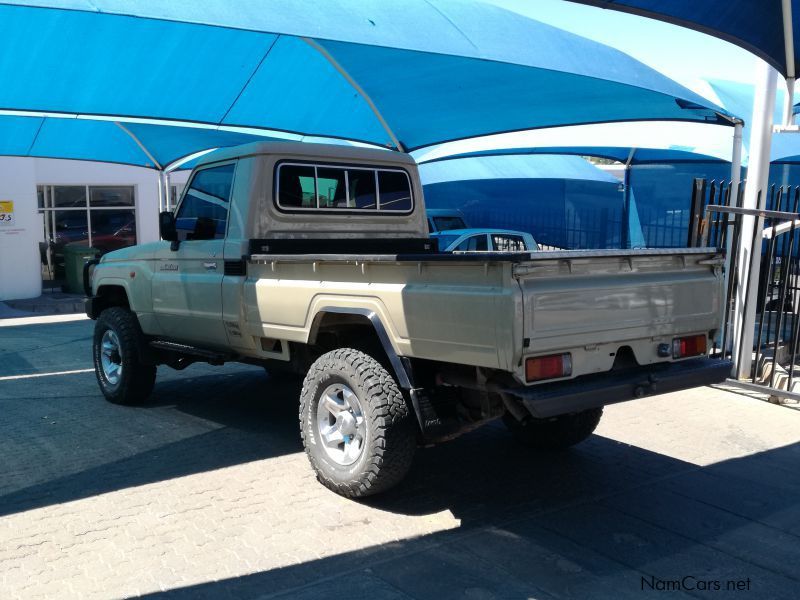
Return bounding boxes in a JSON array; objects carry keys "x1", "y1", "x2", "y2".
[
  {"x1": 114, "y1": 120, "x2": 169, "y2": 212},
  {"x1": 783, "y1": 77, "x2": 795, "y2": 126},
  {"x1": 730, "y1": 121, "x2": 743, "y2": 198},
  {"x1": 301, "y1": 37, "x2": 405, "y2": 152},
  {"x1": 113, "y1": 121, "x2": 162, "y2": 170},
  {"x1": 157, "y1": 170, "x2": 166, "y2": 213},
  {"x1": 733, "y1": 61, "x2": 778, "y2": 380},
  {"x1": 783, "y1": 0, "x2": 796, "y2": 126},
  {"x1": 721, "y1": 121, "x2": 743, "y2": 358},
  {"x1": 621, "y1": 148, "x2": 636, "y2": 249}
]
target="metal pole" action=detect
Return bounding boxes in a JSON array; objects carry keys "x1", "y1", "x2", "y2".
[
  {"x1": 157, "y1": 170, "x2": 166, "y2": 213},
  {"x1": 730, "y1": 122, "x2": 743, "y2": 196},
  {"x1": 733, "y1": 60, "x2": 779, "y2": 379},
  {"x1": 783, "y1": 78, "x2": 795, "y2": 126},
  {"x1": 164, "y1": 171, "x2": 172, "y2": 211},
  {"x1": 720, "y1": 122, "x2": 743, "y2": 353},
  {"x1": 783, "y1": 0, "x2": 796, "y2": 127},
  {"x1": 622, "y1": 166, "x2": 630, "y2": 249},
  {"x1": 621, "y1": 148, "x2": 636, "y2": 249}
]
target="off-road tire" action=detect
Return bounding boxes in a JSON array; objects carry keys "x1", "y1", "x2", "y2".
[
  {"x1": 93, "y1": 307, "x2": 156, "y2": 405},
  {"x1": 300, "y1": 348, "x2": 416, "y2": 497},
  {"x1": 503, "y1": 408, "x2": 603, "y2": 450}
]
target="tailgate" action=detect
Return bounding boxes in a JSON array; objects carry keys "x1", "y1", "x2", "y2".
[{"x1": 515, "y1": 249, "x2": 724, "y2": 356}]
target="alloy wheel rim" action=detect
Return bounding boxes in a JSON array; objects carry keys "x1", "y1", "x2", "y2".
[
  {"x1": 100, "y1": 329, "x2": 123, "y2": 386},
  {"x1": 316, "y1": 383, "x2": 367, "y2": 466}
]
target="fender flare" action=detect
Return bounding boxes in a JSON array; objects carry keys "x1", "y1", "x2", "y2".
[{"x1": 310, "y1": 306, "x2": 413, "y2": 389}]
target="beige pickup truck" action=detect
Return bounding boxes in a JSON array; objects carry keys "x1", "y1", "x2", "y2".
[{"x1": 86, "y1": 141, "x2": 731, "y2": 497}]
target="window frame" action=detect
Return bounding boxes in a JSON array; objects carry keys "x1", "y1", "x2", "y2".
[
  {"x1": 490, "y1": 233, "x2": 527, "y2": 252},
  {"x1": 37, "y1": 183, "x2": 138, "y2": 250},
  {"x1": 453, "y1": 233, "x2": 490, "y2": 253},
  {"x1": 274, "y1": 160, "x2": 414, "y2": 215},
  {"x1": 173, "y1": 160, "x2": 237, "y2": 242}
]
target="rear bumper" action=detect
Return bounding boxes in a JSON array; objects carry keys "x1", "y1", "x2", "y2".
[{"x1": 501, "y1": 358, "x2": 732, "y2": 418}]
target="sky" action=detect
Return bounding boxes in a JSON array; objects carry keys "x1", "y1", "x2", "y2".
[{"x1": 485, "y1": 0, "x2": 762, "y2": 102}]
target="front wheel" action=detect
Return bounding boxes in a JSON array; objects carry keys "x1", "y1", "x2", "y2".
[
  {"x1": 299, "y1": 348, "x2": 416, "y2": 497},
  {"x1": 93, "y1": 307, "x2": 156, "y2": 405},
  {"x1": 503, "y1": 408, "x2": 603, "y2": 450}
]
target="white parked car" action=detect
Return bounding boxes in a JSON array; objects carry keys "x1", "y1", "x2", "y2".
[{"x1": 432, "y1": 228, "x2": 539, "y2": 252}]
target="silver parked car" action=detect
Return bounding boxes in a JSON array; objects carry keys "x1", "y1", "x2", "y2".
[{"x1": 432, "y1": 228, "x2": 539, "y2": 252}]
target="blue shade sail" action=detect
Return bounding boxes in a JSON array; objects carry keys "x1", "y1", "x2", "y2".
[
  {"x1": 771, "y1": 133, "x2": 800, "y2": 163},
  {"x1": 421, "y1": 146, "x2": 730, "y2": 165},
  {"x1": 0, "y1": 116, "x2": 277, "y2": 168},
  {"x1": 0, "y1": 0, "x2": 735, "y2": 158},
  {"x1": 566, "y1": 0, "x2": 794, "y2": 77},
  {"x1": 419, "y1": 154, "x2": 620, "y2": 184}
]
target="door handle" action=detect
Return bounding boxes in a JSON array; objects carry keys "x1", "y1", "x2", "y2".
[{"x1": 203, "y1": 262, "x2": 217, "y2": 271}]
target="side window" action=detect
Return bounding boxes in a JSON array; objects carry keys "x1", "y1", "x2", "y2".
[
  {"x1": 378, "y1": 170, "x2": 412, "y2": 211},
  {"x1": 491, "y1": 234, "x2": 526, "y2": 252},
  {"x1": 454, "y1": 234, "x2": 488, "y2": 252},
  {"x1": 175, "y1": 163, "x2": 235, "y2": 241}
]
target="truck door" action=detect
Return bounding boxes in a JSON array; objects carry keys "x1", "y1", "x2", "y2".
[{"x1": 152, "y1": 162, "x2": 236, "y2": 347}]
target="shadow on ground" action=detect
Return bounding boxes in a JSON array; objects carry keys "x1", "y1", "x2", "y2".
[
  {"x1": 139, "y1": 439, "x2": 800, "y2": 599},
  {"x1": 0, "y1": 368, "x2": 303, "y2": 516},
  {"x1": 3, "y1": 347, "x2": 800, "y2": 599}
]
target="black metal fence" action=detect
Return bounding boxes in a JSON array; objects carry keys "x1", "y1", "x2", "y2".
[{"x1": 692, "y1": 179, "x2": 800, "y2": 388}]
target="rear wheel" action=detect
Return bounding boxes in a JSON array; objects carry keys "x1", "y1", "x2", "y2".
[
  {"x1": 503, "y1": 408, "x2": 603, "y2": 450},
  {"x1": 299, "y1": 348, "x2": 416, "y2": 497},
  {"x1": 93, "y1": 307, "x2": 156, "y2": 405}
]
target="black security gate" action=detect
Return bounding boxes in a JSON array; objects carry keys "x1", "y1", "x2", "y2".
[{"x1": 690, "y1": 178, "x2": 800, "y2": 397}]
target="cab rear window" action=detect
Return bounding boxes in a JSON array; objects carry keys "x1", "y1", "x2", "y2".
[{"x1": 276, "y1": 162, "x2": 413, "y2": 214}]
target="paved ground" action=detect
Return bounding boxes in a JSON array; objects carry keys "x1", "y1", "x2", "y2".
[
  {"x1": 1, "y1": 318, "x2": 799, "y2": 599},
  {"x1": 0, "y1": 291, "x2": 84, "y2": 318}
]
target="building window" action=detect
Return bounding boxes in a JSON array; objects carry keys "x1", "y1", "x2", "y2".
[{"x1": 37, "y1": 184, "x2": 137, "y2": 283}]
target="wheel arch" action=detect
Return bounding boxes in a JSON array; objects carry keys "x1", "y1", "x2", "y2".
[
  {"x1": 308, "y1": 307, "x2": 412, "y2": 389},
  {"x1": 88, "y1": 282, "x2": 132, "y2": 318}
]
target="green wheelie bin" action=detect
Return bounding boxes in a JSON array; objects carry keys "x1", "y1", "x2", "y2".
[{"x1": 63, "y1": 243, "x2": 101, "y2": 295}]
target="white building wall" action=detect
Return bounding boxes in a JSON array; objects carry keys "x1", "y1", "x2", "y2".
[
  {"x1": 0, "y1": 157, "x2": 190, "y2": 301},
  {"x1": 0, "y1": 158, "x2": 42, "y2": 300}
]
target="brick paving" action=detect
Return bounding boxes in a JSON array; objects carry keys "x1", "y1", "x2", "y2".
[{"x1": 1, "y1": 319, "x2": 799, "y2": 599}]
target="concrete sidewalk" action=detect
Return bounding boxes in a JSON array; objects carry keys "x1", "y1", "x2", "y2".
[{"x1": 0, "y1": 291, "x2": 84, "y2": 318}]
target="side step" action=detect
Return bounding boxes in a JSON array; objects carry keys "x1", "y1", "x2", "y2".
[{"x1": 149, "y1": 340, "x2": 232, "y2": 365}]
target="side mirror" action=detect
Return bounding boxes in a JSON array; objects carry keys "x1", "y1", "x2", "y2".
[{"x1": 159, "y1": 211, "x2": 177, "y2": 242}]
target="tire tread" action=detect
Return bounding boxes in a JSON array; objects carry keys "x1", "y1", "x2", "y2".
[
  {"x1": 299, "y1": 348, "x2": 415, "y2": 498},
  {"x1": 93, "y1": 307, "x2": 156, "y2": 405}
]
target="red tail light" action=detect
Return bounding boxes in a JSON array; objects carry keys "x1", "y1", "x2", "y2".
[
  {"x1": 672, "y1": 334, "x2": 707, "y2": 359},
  {"x1": 526, "y1": 353, "x2": 572, "y2": 382}
]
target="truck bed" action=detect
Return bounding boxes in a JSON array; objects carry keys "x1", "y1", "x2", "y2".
[{"x1": 245, "y1": 247, "x2": 724, "y2": 385}]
